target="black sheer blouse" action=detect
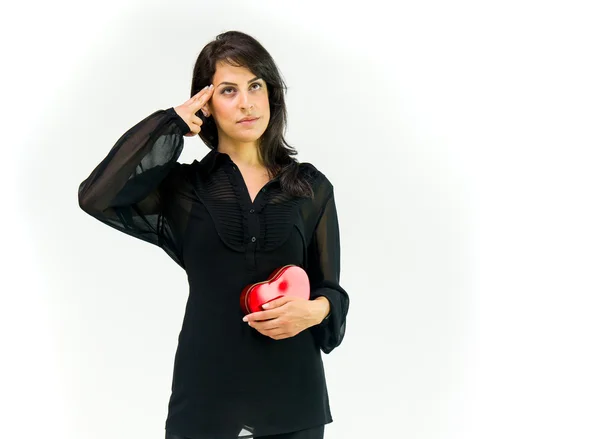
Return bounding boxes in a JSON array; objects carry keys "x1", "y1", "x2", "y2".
[{"x1": 77, "y1": 108, "x2": 350, "y2": 439}]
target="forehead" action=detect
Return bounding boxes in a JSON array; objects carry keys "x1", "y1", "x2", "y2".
[{"x1": 213, "y1": 61, "x2": 257, "y2": 82}]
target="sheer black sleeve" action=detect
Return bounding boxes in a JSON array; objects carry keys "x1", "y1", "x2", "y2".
[
  {"x1": 77, "y1": 107, "x2": 190, "y2": 269},
  {"x1": 307, "y1": 188, "x2": 350, "y2": 354}
]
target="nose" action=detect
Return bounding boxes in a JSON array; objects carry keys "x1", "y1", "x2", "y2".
[{"x1": 238, "y1": 90, "x2": 254, "y2": 110}]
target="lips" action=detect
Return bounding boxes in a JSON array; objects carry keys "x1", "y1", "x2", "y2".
[{"x1": 238, "y1": 117, "x2": 258, "y2": 123}]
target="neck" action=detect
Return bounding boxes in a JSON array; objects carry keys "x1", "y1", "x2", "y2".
[{"x1": 217, "y1": 139, "x2": 263, "y2": 168}]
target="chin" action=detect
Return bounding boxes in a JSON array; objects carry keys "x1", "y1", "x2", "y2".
[
  {"x1": 235, "y1": 134, "x2": 264, "y2": 143},
  {"x1": 230, "y1": 129, "x2": 268, "y2": 143}
]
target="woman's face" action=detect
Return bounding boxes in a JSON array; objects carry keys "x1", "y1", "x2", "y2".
[{"x1": 204, "y1": 61, "x2": 270, "y2": 147}]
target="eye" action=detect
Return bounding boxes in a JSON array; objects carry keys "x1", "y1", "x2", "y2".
[
  {"x1": 250, "y1": 82, "x2": 262, "y2": 90},
  {"x1": 221, "y1": 87, "x2": 235, "y2": 95}
]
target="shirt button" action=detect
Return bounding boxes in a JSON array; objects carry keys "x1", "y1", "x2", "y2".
[
  {"x1": 261, "y1": 188, "x2": 266, "y2": 192},
  {"x1": 251, "y1": 236, "x2": 256, "y2": 243},
  {"x1": 232, "y1": 166, "x2": 237, "y2": 171},
  {"x1": 249, "y1": 209, "x2": 255, "y2": 214}
]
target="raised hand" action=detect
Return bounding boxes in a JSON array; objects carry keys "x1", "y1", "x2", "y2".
[{"x1": 174, "y1": 84, "x2": 214, "y2": 137}]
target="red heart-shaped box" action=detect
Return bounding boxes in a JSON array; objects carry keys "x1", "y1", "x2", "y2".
[{"x1": 240, "y1": 264, "x2": 310, "y2": 315}]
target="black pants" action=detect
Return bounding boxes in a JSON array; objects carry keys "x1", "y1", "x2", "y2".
[{"x1": 165, "y1": 424, "x2": 324, "y2": 439}]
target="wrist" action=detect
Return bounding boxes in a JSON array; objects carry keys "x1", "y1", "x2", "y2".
[{"x1": 311, "y1": 296, "x2": 330, "y2": 325}]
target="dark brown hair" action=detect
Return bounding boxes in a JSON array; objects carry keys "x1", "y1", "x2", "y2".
[{"x1": 191, "y1": 30, "x2": 314, "y2": 199}]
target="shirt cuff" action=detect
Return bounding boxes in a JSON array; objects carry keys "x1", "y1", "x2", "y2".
[{"x1": 166, "y1": 107, "x2": 191, "y2": 135}]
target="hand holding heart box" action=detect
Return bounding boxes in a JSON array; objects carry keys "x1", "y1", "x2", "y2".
[{"x1": 240, "y1": 264, "x2": 310, "y2": 315}]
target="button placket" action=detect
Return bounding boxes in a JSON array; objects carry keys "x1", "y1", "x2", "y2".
[
  {"x1": 228, "y1": 164, "x2": 270, "y2": 271},
  {"x1": 247, "y1": 202, "x2": 261, "y2": 268},
  {"x1": 244, "y1": 188, "x2": 266, "y2": 271}
]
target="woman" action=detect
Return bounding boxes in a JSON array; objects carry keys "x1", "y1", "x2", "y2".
[{"x1": 78, "y1": 30, "x2": 349, "y2": 439}]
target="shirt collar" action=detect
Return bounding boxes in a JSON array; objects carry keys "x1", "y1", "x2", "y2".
[
  {"x1": 195, "y1": 147, "x2": 228, "y2": 176},
  {"x1": 194, "y1": 147, "x2": 282, "y2": 184}
]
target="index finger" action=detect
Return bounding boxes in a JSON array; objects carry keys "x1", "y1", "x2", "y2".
[
  {"x1": 191, "y1": 84, "x2": 214, "y2": 108},
  {"x1": 243, "y1": 309, "x2": 277, "y2": 322}
]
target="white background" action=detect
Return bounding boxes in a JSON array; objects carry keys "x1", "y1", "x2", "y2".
[{"x1": 2, "y1": 1, "x2": 599, "y2": 438}]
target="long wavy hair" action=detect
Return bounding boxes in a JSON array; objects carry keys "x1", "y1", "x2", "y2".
[{"x1": 190, "y1": 30, "x2": 314, "y2": 199}]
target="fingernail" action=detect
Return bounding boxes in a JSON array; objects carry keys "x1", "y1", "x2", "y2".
[
  {"x1": 209, "y1": 84, "x2": 214, "y2": 89},
  {"x1": 242, "y1": 316, "x2": 248, "y2": 322}
]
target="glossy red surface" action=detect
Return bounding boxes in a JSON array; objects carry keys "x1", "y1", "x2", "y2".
[{"x1": 240, "y1": 264, "x2": 310, "y2": 315}]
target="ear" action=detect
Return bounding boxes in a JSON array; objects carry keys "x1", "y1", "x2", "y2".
[{"x1": 203, "y1": 101, "x2": 214, "y2": 118}]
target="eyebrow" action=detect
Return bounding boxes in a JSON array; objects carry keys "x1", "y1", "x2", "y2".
[{"x1": 217, "y1": 77, "x2": 262, "y2": 87}]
